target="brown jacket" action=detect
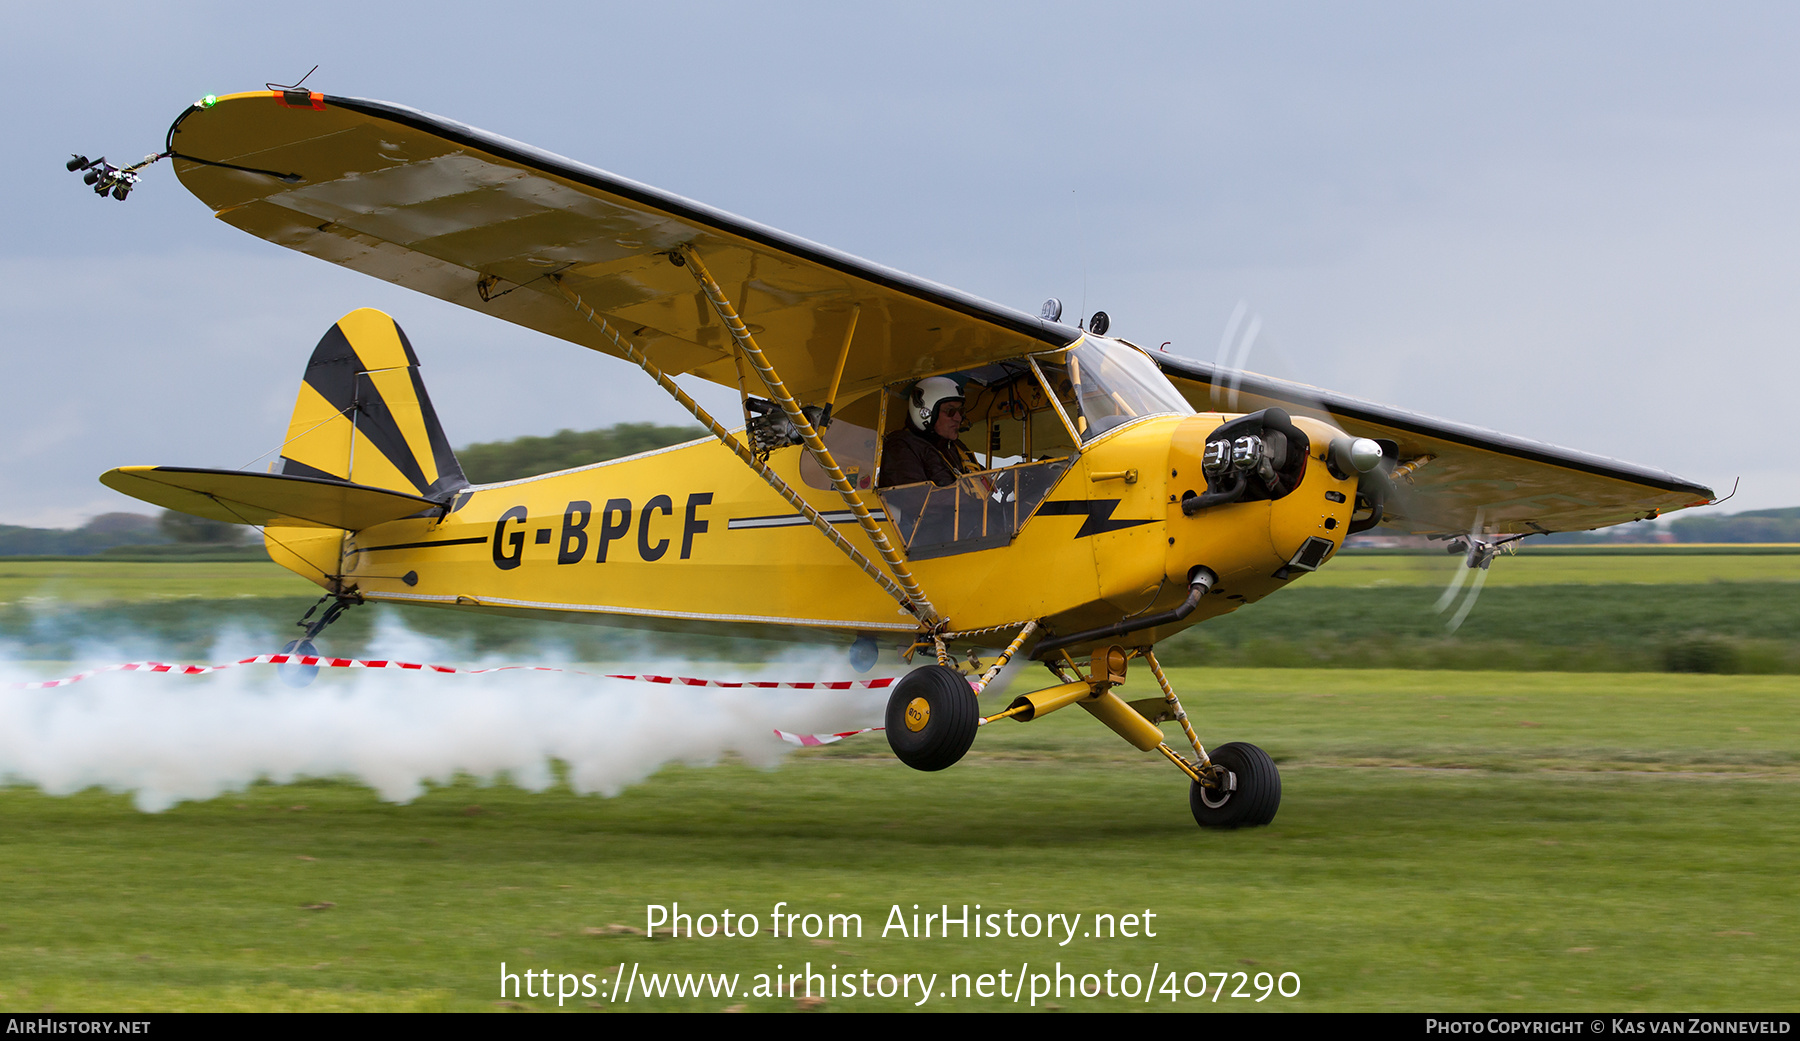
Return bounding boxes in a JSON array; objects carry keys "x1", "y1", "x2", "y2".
[{"x1": 879, "y1": 426, "x2": 973, "y2": 487}]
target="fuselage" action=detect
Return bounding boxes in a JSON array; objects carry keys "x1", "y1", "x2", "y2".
[{"x1": 278, "y1": 406, "x2": 1360, "y2": 652}]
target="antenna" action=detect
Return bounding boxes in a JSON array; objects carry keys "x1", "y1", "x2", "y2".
[{"x1": 267, "y1": 65, "x2": 320, "y2": 92}]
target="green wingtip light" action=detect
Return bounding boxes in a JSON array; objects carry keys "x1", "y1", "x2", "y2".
[{"x1": 198, "y1": 94, "x2": 218, "y2": 109}]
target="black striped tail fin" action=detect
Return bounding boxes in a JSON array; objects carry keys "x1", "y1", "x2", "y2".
[{"x1": 278, "y1": 308, "x2": 467, "y2": 500}]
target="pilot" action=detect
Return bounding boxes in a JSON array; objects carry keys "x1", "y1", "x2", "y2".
[{"x1": 878, "y1": 376, "x2": 976, "y2": 487}]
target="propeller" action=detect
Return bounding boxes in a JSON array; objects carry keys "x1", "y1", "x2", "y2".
[
  {"x1": 1432, "y1": 510, "x2": 1489, "y2": 632},
  {"x1": 1432, "y1": 514, "x2": 1536, "y2": 632},
  {"x1": 1203, "y1": 300, "x2": 1415, "y2": 535},
  {"x1": 1201, "y1": 302, "x2": 1506, "y2": 630},
  {"x1": 1211, "y1": 300, "x2": 1262, "y2": 413}
]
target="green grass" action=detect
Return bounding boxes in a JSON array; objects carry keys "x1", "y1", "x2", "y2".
[
  {"x1": 2, "y1": 555, "x2": 1797, "y2": 1010},
  {"x1": 5, "y1": 555, "x2": 1799, "y2": 671},
  {"x1": 0, "y1": 549, "x2": 1790, "y2": 607},
  {"x1": 1158, "y1": 583, "x2": 1800, "y2": 673},
  {"x1": 1346, "y1": 544, "x2": 1800, "y2": 557},
  {"x1": 1308, "y1": 550, "x2": 1800, "y2": 586},
  {"x1": 0, "y1": 561, "x2": 315, "y2": 606},
  {"x1": 2, "y1": 667, "x2": 1796, "y2": 1012}
]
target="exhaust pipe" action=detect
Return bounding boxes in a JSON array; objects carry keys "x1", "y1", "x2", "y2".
[{"x1": 1030, "y1": 567, "x2": 1217, "y2": 661}]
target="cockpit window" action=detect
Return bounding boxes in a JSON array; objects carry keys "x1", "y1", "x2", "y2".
[
  {"x1": 1037, "y1": 336, "x2": 1194, "y2": 441},
  {"x1": 867, "y1": 337, "x2": 1189, "y2": 558},
  {"x1": 870, "y1": 361, "x2": 1078, "y2": 558}
]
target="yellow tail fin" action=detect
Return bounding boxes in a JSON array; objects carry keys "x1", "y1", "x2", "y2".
[
  {"x1": 268, "y1": 308, "x2": 467, "y2": 590},
  {"x1": 277, "y1": 308, "x2": 468, "y2": 498}
]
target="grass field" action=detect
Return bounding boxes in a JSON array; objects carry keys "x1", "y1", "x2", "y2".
[
  {"x1": 1, "y1": 559, "x2": 1796, "y2": 1012},
  {"x1": 0, "y1": 561, "x2": 316, "y2": 605},
  {"x1": 6, "y1": 553, "x2": 1794, "y2": 673},
  {"x1": 1, "y1": 668, "x2": 1795, "y2": 1012},
  {"x1": 1303, "y1": 549, "x2": 1800, "y2": 586},
  {"x1": 3, "y1": 549, "x2": 1794, "y2": 604}
]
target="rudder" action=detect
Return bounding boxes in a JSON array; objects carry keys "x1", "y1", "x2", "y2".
[
  {"x1": 277, "y1": 308, "x2": 468, "y2": 499},
  {"x1": 267, "y1": 308, "x2": 466, "y2": 591}
]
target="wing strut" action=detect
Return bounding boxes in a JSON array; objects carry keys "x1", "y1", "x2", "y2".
[
  {"x1": 676, "y1": 245, "x2": 944, "y2": 629},
  {"x1": 549, "y1": 277, "x2": 934, "y2": 625}
]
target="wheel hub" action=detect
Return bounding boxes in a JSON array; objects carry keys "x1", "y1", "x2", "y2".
[{"x1": 1197, "y1": 767, "x2": 1236, "y2": 808}]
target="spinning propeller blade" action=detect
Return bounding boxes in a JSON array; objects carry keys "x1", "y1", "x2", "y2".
[
  {"x1": 1204, "y1": 301, "x2": 1404, "y2": 534},
  {"x1": 1432, "y1": 509, "x2": 1528, "y2": 633},
  {"x1": 1444, "y1": 566, "x2": 1490, "y2": 633},
  {"x1": 1434, "y1": 510, "x2": 1486, "y2": 615}
]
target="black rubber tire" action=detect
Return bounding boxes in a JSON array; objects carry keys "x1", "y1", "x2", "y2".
[
  {"x1": 884, "y1": 665, "x2": 979, "y2": 771},
  {"x1": 1189, "y1": 741, "x2": 1281, "y2": 828},
  {"x1": 278, "y1": 639, "x2": 320, "y2": 689}
]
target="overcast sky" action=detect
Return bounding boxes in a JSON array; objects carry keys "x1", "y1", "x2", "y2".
[{"x1": 4, "y1": 2, "x2": 1796, "y2": 526}]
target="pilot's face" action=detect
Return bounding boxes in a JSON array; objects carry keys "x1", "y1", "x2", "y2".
[{"x1": 934, "y1": 400, "x2": 965, "y2": 440}]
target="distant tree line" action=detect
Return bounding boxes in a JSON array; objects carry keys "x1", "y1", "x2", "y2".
[
  {"x1": 1, "y1": 424, "x2": 707, "y2": 556},
  {"x1": 0, "y1": 511, "x2": 246, "y2": 557},
  {"x1": 0, "y1": 513, "x2": 168, "y2": 556},
  {"x1": 7, "y1": 426, "x2": 1794, "y2": 554},
  {"x1": 456, "y1": 422, "x2": 706, "y2": 484},
  {"x1": 1538, "y1": 506, "x2": 1800, "y2": 544},
  {"x1": 1667, "y1": 506, "x2": 1800, "y2": 543}
]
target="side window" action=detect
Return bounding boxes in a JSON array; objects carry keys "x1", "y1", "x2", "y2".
[
  {"x1": 885, "y1": 366, "x2": 1076, "y2": 473},
  {"x1": 872, "y1": 364, "x2": 1078, "y2": 560},
  {"x1": 963, "y1": 372, "x2": 1077, "y2": 468},
  {"x1": 799, "y1": 393, "x2": 880, "y2": 491}
]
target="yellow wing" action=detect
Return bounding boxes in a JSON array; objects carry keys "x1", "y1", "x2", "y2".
[
  {"x1": 1152, "y1": 354, "x2": 1713, "y2": 536},
  {"x1": 166, "y1": 90, "x2": 1077, "y2": 405},
  {"x1": 163, "y1": 90, "x2": 1712, "y2": 538}
]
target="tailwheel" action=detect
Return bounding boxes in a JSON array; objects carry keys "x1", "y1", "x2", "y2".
[
  {"x1": 277, "y1": 639, "x2": 320, "y2": 689},
  {"x1": 277, "y1": 594, "x2": 358, "y2": 689},
  {"x1": 1189, "y1": 741, "x2": 1281, "y2": 828},
  {"x1": 885, "y1": 664, "x2": 979, "y2": 771}
]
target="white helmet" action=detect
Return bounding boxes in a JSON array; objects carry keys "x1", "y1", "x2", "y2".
[{"x1": 909, "y1": 376, "x2": 964, "y2": 432}]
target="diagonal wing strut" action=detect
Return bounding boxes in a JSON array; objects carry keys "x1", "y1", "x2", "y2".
[
  {"x1": 549, "y1": 275, "x2": 941, "y2": 629},
  {"x1": 676, "y1": 245, "x2": 943, "y2": 628}
]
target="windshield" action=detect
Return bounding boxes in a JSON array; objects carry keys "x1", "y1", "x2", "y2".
[{"x1": 1038, "y1": 336, "x2": 1194, "y2": 441}]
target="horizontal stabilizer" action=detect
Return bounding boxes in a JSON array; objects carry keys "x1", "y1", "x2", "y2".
[{"x1": 100, "y1": 466, "x2": 444, "y2": 531}]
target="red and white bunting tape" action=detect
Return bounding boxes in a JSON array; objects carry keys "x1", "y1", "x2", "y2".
[
  {"x1": 611, "y1": 674, "x2": 895, "y2": 690},
  {"x1": 5, "y1": 654, "x2": 898, "y2": 693},
  {"x1": 775, "y1": 726, "x2": 884, "y2": 747},
  {"x1": 7, "y1": 654, "x2": 900, "y2": 746}
]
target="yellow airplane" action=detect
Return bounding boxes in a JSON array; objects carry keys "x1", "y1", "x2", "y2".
[{"x1": 95, "y1": 89, "x2": 1713, "y2": 828}]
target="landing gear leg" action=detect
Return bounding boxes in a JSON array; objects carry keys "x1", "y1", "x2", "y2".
[
  {"x1": 1144, "y1": 650, "x2": 1280, "y2": 828},
  {"x1": 278, "y1": 593, "x2": 359, "y2": 689}
]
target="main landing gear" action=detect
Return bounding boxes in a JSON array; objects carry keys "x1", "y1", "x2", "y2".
[
  {"x1": 883, "y1": 664, "x2": 980, "y2": 771},
  {"x1": 277, "y1": 593, "x2": 359, "y2": 688},
  {"x1": 884, "y1": 638, "x2": 1280, "y2": 829},
  {"x1": 1187, "y1": 741, "x2": 1281, "y2": 828}
]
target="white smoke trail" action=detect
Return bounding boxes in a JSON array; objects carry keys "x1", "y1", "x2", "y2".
[{"x1": 0, "y1": 615, "x2": 893, "y2": 812}]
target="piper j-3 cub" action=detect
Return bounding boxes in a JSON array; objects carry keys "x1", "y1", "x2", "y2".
[{"x1": 91, "y1": 89, "x2": 1713, "y2": 829}]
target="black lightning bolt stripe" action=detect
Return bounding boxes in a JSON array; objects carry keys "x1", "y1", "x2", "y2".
[{"x1": 1034, "y1": 500, "x2": 1154, "y2": 539}]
